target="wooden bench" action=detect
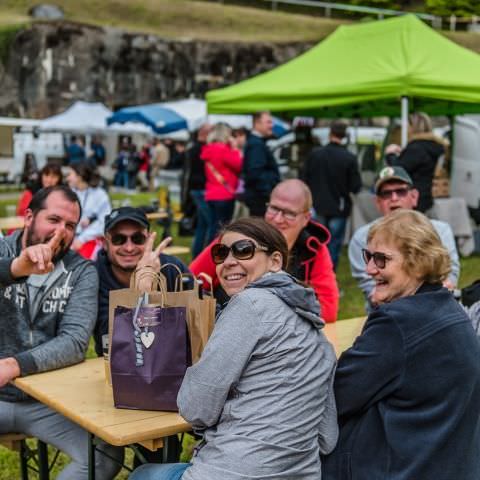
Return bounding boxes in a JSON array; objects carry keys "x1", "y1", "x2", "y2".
[{"x1": 0, "y1": 433, "x2": 51, "y2": 480}]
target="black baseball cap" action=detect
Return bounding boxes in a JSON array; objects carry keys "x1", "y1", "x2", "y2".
[
  {"x1": 375, "y1": 166, "x2": 413, "y2": 194},
  {"x1": 104, "y1": 206, "x2": 150, "y2": 233}
]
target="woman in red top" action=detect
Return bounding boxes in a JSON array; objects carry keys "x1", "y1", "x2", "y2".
[{"x1": 201, "y1": 124, "x2": 243, "y2": 242}]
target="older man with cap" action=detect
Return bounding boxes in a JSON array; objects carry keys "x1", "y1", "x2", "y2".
[{"x1": 349, "y1": 166, "x2": 459, "y2": 310}]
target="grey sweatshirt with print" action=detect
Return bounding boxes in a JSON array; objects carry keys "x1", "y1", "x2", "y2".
[
  {"x1": 0, "y1": 231, "x2": 99, "y2": 402},
  {"x1": 178, "y1": 271, "x2": 338, "y2": 480}
]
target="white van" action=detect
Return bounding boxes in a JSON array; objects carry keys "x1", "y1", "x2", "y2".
[{"x1": 451, "y1": 115, "x2": 480, "y2": 209}]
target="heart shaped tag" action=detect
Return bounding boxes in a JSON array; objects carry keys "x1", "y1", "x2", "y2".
[{"x1": 140, "y1": 331, "x2": 155, "y2": 349}]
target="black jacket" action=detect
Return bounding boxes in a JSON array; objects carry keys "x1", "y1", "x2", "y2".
[
  {"x1": 304, "y1": 142, "x2": 362, "y2": 217},
  {"x1": 93, "y1": 249, "x2": 191, "y2": 356},
  {"x1": 388, "y1": 134, "x2": 445, "y2": 212},
  {"x1": 323, "y1": 283, "x2": 480, "y2": 480},
  {"x1": 243, "y1": 133, "x2": 280, "y2": 201}
]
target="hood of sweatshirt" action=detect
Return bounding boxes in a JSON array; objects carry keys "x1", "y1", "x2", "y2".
[{"x1": 246, "y1": 271, "x2": 324, "y2": 330}]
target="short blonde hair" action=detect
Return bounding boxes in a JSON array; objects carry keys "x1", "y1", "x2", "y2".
[
  {"x1": 367, "y1": 209, "x2": 450, "y2": 284},
  {"x1": 207, "y1": 123, "x2": 231, "y2": 144},
  {"x1": 409, "y1": 112, "x2": 432, "y2": 134}
]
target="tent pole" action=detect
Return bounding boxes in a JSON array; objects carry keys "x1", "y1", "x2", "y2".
[{"x1": 401, "y1": 96, "x2": 409, "y2": 148}]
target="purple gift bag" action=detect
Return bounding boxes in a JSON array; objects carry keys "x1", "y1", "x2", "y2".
[{"x1": 111, "y1": 295, "x2": 190, "y2": 411}]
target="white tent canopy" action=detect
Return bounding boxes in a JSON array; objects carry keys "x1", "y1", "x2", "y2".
[{"x1": 39, "y1": 101, "x2": 153, "y2": 134}]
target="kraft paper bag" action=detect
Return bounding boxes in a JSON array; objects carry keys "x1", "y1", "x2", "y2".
[{"x1": 108, "y1": 269, "x2": 216, "y2": 367}]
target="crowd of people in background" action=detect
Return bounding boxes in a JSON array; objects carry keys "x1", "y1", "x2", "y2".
[{"x1": 4, "y1": 109, "x2": 480, "y2": 479}]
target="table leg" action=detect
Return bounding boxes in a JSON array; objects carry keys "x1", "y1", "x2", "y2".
[
  {"x1": 37, "y1": 440, "x2": 49, "y2": 480},
  {"x1": 88, "y1": 432, "x2": 95, "y2": 480}
]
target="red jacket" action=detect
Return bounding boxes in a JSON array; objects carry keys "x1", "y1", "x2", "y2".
[
  {"x1": 189, "y1": 220, "x2": 339, "y2": 322},
  {"x1": 17, "y1": 190, "x2": 33, "y2": 217},
  {"x1": 201, "y1": 142, "x2": 242, "y2": 202}
]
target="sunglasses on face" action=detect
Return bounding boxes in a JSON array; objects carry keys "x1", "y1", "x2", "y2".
[
  {"x1": 109, "y1": 232, "x2": 148, "y2": 246},
  {"x1": 377, "y1": 187, "x2": 412, "y2": 200},
  {"x1": 362, "y1": 248, "x2": 393, "y2": 269},
  {"x1": 211, "y1": 239, "x2": 269, "y2": 265},
  {"x1": 265, "y1": 203, "x2": 305, "y2": 222}
]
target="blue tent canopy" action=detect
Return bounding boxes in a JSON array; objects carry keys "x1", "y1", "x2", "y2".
[{"x1": 107, "y1": 104, "x2": 187, "y2": 134}]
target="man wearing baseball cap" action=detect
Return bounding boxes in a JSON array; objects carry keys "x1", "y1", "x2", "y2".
[
  {"x1": 93, "y1": 206, "x2": 190, "y2": 464},
  {"x1": 93, "y1": 206, "x2": 190, "y2": 355},
  {"x1": 348, "y1": 166, "x2": 459, "y2": 310}
]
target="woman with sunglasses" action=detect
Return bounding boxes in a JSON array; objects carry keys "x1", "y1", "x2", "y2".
[
  {"x1": 323, "y1": 209, "x2": 480, "y2": 480},
  {"x1": 131, "y1": 217, "x2": 338, "y2": 480}
]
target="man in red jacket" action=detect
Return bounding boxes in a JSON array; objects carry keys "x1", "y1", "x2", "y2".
[{"x1": 190, "y1": 179, "x2": 339, "y2": 322}]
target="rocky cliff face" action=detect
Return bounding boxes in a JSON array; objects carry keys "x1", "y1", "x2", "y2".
[{"x1": 0, "y1": 21, "x2": 312, "y2": 117}]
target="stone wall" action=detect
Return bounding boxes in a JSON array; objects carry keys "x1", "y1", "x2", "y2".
[{"x1": 0, "y1": 21, "x2": 312, "y2": 117}]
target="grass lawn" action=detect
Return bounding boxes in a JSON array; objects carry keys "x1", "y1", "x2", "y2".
[{"x1": 0, "y1": 190, "x2": 479, "y2": 478}]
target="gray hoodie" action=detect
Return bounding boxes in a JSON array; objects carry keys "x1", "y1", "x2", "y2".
[
  {"x1": 178, "y1": 271, "x2": 338, "y2": 480},
  {"x1": 0, "y1": 231, "x2": 99, "y2": 402}
]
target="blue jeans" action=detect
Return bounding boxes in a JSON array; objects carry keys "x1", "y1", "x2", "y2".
[
  {"x1": 130, "y1": 463, "x2": 191, "y2": 480},
  {"x1": 0, "y1": 400, "x2": 122, "y2": 479},
  {"x1": 207, "y1": 199, "x2": 235, "y2": 243},
  {"x1": 316, "y1": 215, "x2": 347, "y2": 271},
  {"x1": 191, "y1": 190, "x2": 211, "y2": 259}
]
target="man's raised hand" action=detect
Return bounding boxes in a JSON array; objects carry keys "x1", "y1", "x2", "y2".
[
  {"x1": 10, "y1": 229, "x2": 65, "y2": 278},
  {"x1": 137, "y1": 232, "x2": 172, "y2": 274}
]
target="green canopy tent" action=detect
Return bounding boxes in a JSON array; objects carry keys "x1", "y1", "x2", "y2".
[{"x1": 207, "y1": 14, "x2": 480, "y2": 145}]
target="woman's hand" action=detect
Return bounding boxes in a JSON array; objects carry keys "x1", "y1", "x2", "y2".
[
  {"x1": 80, "y1": 217, "x2": 91, "y2": 228},
  {"x1": 385, "y1": 144, "x2": 402, "y2": 155}
]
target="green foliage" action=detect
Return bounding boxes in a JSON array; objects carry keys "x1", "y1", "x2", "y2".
[
  {"x1": 426, "y1": 0, "x2": 480, "y2": 16},
  {"x1": 0, "y1": 24, "x2": 23, "y2": 65}
]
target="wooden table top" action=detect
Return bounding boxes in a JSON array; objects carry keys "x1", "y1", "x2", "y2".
[
  {"x1": 0, "y1": 216, "x2": 24, "y2": 230},
  {"x1": 12, "y1": 317, "x2": 365, "y2": 448},
  {"x1": 324, "y1": 316, "x2": 366, "y2": 357},
  {"x1": 13, "y1": 358, "x2": 190, "y2": 449},
  {"x1": 163, "y1": 245, "x2": 190, "y2": 256}
]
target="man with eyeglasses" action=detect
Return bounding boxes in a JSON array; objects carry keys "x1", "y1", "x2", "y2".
[
  {"x1": 93, "y1": 206, "x2": 190, "y2": 355},
  {"x1": 190, "y1": 179, "x2": 339, "y2": 322},
  {"x1": 93, "y1": 206, "x2": 190, "y2": 465},
  {"x1": 349, "y1": 166, "x2": 459, "y2": 310}
]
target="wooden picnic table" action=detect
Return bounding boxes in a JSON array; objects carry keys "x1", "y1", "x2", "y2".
[
  {"x1": 11, "y1": 316, "x2": 365, "y2": 479},
  {"x1": 0, "y1": 214, "x2": 190, "y2": 256}
]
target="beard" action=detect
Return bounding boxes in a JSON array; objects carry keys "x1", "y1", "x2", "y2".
[{"x1": 26, "y1": 217, "x2": 72, "y2": 264}]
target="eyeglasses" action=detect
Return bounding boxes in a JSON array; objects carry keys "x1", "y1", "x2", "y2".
[
  {"x1": 362, "y1": 249, "x2": 393, "y2": 269},
  {"x1": 211, "y1": 239, "x2": 269, "y2": 265},
  {"x1": 109, "y1": 232, "x2": 148, "y2": 246},
  {"x1": 377, "y1": 187, "x2": 412, "y2": 200},
  {"x1": 265, "y1": 203, "x2": 306, "y2": 222}
]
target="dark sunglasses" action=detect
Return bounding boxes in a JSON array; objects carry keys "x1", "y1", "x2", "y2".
[
  {"x1": 109, "y1": 232, "x2": 148, "y2": 246},
  {"x1": 362, "y1": 248, "x2": 393, "y2": 269},
  {"x1": 377, "y1": 186, "x2": 412, "y2": 200},
  {"x1": 211, "y1": 239, "x2": 269, "y2": 265}
]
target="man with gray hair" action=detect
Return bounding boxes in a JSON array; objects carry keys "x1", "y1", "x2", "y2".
[{"x1": 349, "y1": 166, "x2": 459, "y2": 311}]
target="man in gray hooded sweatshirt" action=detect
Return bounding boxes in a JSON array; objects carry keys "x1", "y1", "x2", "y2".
[{"x1": 0, "y1": 185, "x2": 120, "y2": 479}]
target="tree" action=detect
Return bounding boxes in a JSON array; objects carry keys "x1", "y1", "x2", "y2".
[{"x1": 426, "y1": 0, "x2": 480, "y2": 16}]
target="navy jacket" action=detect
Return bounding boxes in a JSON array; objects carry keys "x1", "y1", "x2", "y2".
[
  {"x1": 304, "y1": 142, "x2": 361, "y2": 218},
  {"x1": 243, "y1": 133, "x2": 280, "y2": 200},
  {"x1": 93, "y1": 249, "x2": 191, "y2": 356},
  {"x1": 323, "y1": 283, "x2": 480, "y2": 480}
]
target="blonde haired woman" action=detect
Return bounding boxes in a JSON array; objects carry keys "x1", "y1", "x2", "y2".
[
  {"x1": 385, "y1": 111, "x2": 446, "y2": 214},
  {"x1": 324, "y1": 209, "x2": 480, "y2": 480},
  {"x1": 201, "y1": 123, "x2": 243, "y2": 242}
]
